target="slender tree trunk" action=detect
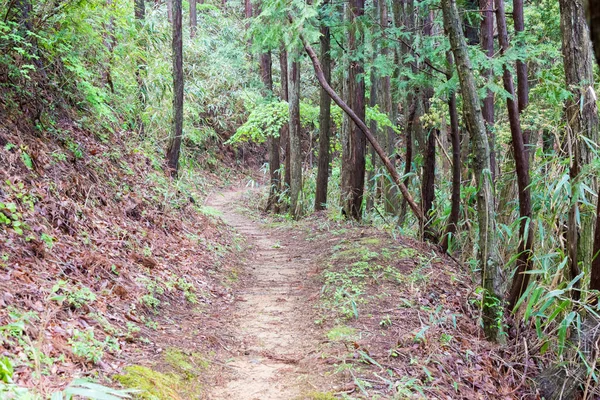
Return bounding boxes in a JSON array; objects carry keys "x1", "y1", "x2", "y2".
[
  {"x1": 441, "y1": 52, "x2": 461, "y2": 252},
  {"x1": 513, "y1": 0, "x2": 528, "y2": 115},
  {"x1": 167, "y1": 0, "x2": 173, "y2": 23},
  {"x1": 365, "y1": 0, "x2": 379, "y2": 213},
  {"x1": 420, "y1": 9, "x2": 436, "y2": 239},
  {"x1": 479, "y1": 0, "x2": 496, "y2": 180},
  {"x1": 421, "y1": 126, "x2": 436, "y2": 241},
  {"x1": 588, "y1": 0, "x2": 600, "y2": 295},
  {"x1": 288, "y1": 58, "x2": 302, "y2": 217},
  {"x1": 280, "y1": 46, "x2": 291, "y2": 193},
  {"x1": 166, "y1": 0, "x2": 183, "y2": 177},
  {"x1": 190, "y1": 0, "x2": 197, "y2": 38},
  {"x1": 379, "y1": 0, "x2": 396, "y2": 214},
  {"x1": 366, "y1": 64, "x2": 378, "y2": 213},
  {"x1": 261, "y1": 52, "x2": 280, "y2": 213},
  {"x1": 398, "y1": 0, "x2": 416, "y2": 224},
  {"x1": 315, "y1": 24, "x2": 331, "y2": 211},
  {"x1": 495, "y1": 0, "x2": 534, "y2": 309},
  {"x1": 340, "y1": 0, "x2": 366, "y2": 220},
  {"x1": 560, "y1": 0, "x2": 599, "y2": 298},
  {"x1": 245, "y1": 0, "x2": 252, "y2": 19},
  {"x1": 102, "y1": 0, "x2": 116, "y2": 93},
  {"x1": 301, "y1": 36, "x2": 425, "y2": 223},
  {"x1": 442, "y1": 0, "x2": 502, "y2": 342},
  {"x1": 134, "y1": 0, "x2": 146, "y2": 134}
]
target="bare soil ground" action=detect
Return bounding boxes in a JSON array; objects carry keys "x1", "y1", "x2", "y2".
[
  {"x1": 206, "y1": 187, "x2": 532, "y2": 399},
  {"x1": 206, "y1": 187, "x2": 329, "y2": 399}
]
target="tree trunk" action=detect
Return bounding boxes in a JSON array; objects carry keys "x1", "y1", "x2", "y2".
[
  {"x1": 341, "y1": 0, "x2": 366, "y2": 220},
  {"x1": 190, "y1": 0, "x2": 197, "y2": 38},
  {"x1": 245, "y1": 0, "x2": 252, "y2": 19},
  {"x1": 280, "y1": 46, "x2": 291, "y2": 193},
  {"x1": 421, "y1": 127, "x2": 436, "y2": 241},
  {"x1": 167, "y1": 0, "x2": 173, "y2": 23},
  {"x1": 479, "y1": 0, "x2": 496, "y2": 180},
  {"x1": 261, "y1": 52, "x2": 280, "y2": 213},
  {"x1": 588, "y1": 0, "x2": 600, "y2": 295},
  {"x1": 420, "y1": 9, "x2": 436, "y2": 240},
  {"x1": 166, "y1": 0, "x2": 183, "y2": 177},
  {"x1": 301, "y1": 37, "x2": 425, "y2": 223},
  {"x1": 442, "y1": 0, "x2": 502, "y2": 342},
  {"x1": 315, "y1": 24, "x2": 331, "y2": 211},
  {"x1": 134, "y1": 0, "x2": 146, "y2": 134},
  {"x1": 495, "y1": 0, "x2": 534, "y2": 310},
  {"x1": 513, "y1": 0, "x2": 528, "y2": 115},
  {"x1": 288, "y1": 58, "x2": 302, "y2": 217},
  {"x1": 560, "y1": 0, "x2": 599, "y2": 297},
  {"x1": 379, "y1": 0, "x2": 396, "y2": 214},
  {"x1": 441, "y1": 52, "x2": 461, "y2": 252}
]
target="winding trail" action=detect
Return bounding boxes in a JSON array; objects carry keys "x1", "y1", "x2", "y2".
[{"x1": 206, "y1": 188, "x2": 319, "y2": 400}]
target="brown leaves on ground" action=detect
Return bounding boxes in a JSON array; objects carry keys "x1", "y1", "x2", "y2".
[{"x1": 0, "y1": 112, "x2": 239, "y2": 394}]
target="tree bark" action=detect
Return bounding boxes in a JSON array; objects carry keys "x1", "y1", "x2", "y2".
[
  {"x1": 166, "y1": 0, "x2": 183, "y2": 177},
  {"x1": 440, "y1": 52, "x2": 461, "y2": 252},
  {"x1": 442, "y1": 0, "x2": 502, "y2": 341},
  {"x1": 134, "y1": 0, "x2": 146, "y2": 134},
  {"x1": 288, "y1": 58, "x2": 302, "y2": 217},
  {"x1": 379, "y1": 0, "x2": 397, "y2": 214},
  {"x1": 261, "y1": 52, "x2": 280, "y2": 213},
  {"x1": 190, "y1": 0, "x2": 197, "y2": 38},
  {"x1": 315, "y1": 24, "x2": 331, "y2": 211},
  {"x1": 560, "y1": 0, "x2": 599, "y2": 298},
  {"x1": 495, "y1": 0, "x2": 534, "y2": 310},
  {"x1": 479, "y1": 0, "x2": 496, "y2": 180},
  {"x1": 280, "y1": 47, "x2": 291, "y2": 193},
  {"x1": 341, "y1": 0, "x2": 366, "y2": 221},
  {"x1": 588, "y1": 0, "x2": 600, "y2": 295},
  {"x1": 513, "y1": 0, "x2": 528, "y2": 115},
  {"x1": 167, "y1": 0, "x2": 173, "y2": 23},
  {"x1": 301, "y1": 37, "x2": 424, "y2": 223}
]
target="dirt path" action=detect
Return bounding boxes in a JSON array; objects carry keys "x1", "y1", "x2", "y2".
[{"x1": 206, "y1": 187, "x2": 319, "y2": 400}]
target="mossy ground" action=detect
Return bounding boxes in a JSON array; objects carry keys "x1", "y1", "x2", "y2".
[{"x1": 114, "y1": 347, "x2": 209, "y2": 399}]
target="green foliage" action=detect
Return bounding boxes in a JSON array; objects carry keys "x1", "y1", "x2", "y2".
[
  {"x1": 228, "y1": 100, "x2": 288, "y2": 144},
  {"x1": 51, "y1": 280, "x2": 97, "y2": 309},
  {"x1": 69, "y1": 329, "x2": 119, "y2": 364}
]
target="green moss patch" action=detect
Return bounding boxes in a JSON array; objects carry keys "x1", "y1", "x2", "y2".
[{"x1": 114, "y1": 365, "x2": 183, "y2": 400}]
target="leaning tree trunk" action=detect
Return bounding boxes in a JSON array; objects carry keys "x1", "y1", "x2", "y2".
[
  {"x1": 166, "y1": 0, "x2": 183, "y2": 177},
  {"x1": 288, "y1": 58, "x2": 302, "y2": 217},
  {"x1": 315, "y1": 24, "x2": 331, "y2": 211},
  {"x1": 300, "y1": 35, "x2": 425, "y2": 224},
  {"x1": 341, "y1": 0, "x2": 366, "y2": 221},
  {"x1": 494, "y1": 0, "x2": 534, "y2": 310},
  {"x1": 442, "y1": 0, "x2": 502, "y2": 342},
  {"x1": 560, "y1": 0, "x2": 599, "y2": 298}
]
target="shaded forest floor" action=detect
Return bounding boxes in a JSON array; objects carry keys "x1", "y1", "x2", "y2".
[
  {"x1": 203, "y1": 187, "x2": 533, "y2": 399},
  {"x1": 0, "y1": 105, "x2": 533, "y2": 398}
]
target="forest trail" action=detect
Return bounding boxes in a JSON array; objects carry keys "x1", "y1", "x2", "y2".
[{"x1": 206, "y1": 187, "x2": 319, "y2": 399}]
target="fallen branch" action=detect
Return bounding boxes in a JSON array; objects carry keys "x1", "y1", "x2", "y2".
[{"x1": 300, "y1": 35, "x2": 425, "y2": 223}]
